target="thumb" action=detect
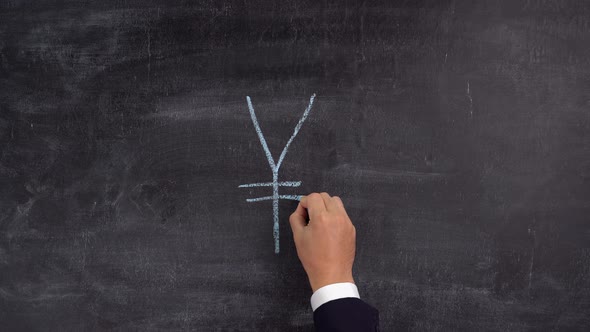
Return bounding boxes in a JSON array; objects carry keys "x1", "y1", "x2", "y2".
[{"x1": 289, "y1": 201, "x2": 308, "y2": 235}]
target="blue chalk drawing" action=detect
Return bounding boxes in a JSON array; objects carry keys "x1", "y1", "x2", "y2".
[{"x1": 239, "y1": 94, "x2": 316, "y2": 253}]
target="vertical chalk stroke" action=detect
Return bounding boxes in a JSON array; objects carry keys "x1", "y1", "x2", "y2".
[
  {"x1": 467, "y1": 80, "x2": 473, "y2": 119},
  {"x1": 239, "y1": 94, "x2": 317, "y2": 253}
]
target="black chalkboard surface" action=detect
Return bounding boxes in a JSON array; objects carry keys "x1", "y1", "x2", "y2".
[{"x1": 1, "y1": 1, "x2": 589, "y2": 330}]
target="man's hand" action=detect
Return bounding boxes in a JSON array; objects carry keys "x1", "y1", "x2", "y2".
[{"x1": 289, "y1": 192, "x2": 356, "y2": 292}]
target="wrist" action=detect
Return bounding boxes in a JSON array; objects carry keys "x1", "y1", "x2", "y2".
[{"x1": 309, "y1": 273, "x2": 354, "y2": 292}]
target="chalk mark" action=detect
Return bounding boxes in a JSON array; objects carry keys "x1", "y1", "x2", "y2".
[
  {"x1": 467, "y1": 80, "x2": 473, "y2": 119},
  {"x1": 238, "y1": 181, "x2": 301, "y2": 188},
  {"x1": 246, "y1": 195, "x2": 303, "y2": 203},
  {"x1": 240, "y1": 94, "x2": 316, "y2": 253}
]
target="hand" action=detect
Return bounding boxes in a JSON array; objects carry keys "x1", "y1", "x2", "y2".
[{"x1": 289, "y1": 192, "x2": 356, "y2": 292}]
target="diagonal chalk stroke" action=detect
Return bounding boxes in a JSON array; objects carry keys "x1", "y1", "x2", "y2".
[
  {"x1": 276, "y1": 94, "x2": 316, "y2": 171},
  {"x1": 246, "y1": 96, "x2": 277, "y2": 170},
  {"x1": 240, "y1": 94, "x2": 316, "y2": 254}
]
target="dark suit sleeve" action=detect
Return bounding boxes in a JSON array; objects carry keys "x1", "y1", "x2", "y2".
[{"x1": 313, "y1": 298, "x2": 380, "y2": 332}]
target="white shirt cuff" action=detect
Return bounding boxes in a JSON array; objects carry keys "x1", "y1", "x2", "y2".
[{"x1": 310, "y1": 282, "x2": 360, "y2": 311}]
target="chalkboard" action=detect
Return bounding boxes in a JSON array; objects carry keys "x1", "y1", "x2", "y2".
[{"x1": 2, "y1": 1, "x2": 590, "y2": 330}]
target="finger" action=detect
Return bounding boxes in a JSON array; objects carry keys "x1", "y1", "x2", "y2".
[
  {"x1": 299, "y1": 195, "x2": 307, "y2": 205},
  {"x1": 300, "y1": 193, "x2": 326, "y2": 221},
  {"x1": 331, "y1": 195, "x2": 352, "y2": 220},
  {"x1": 331, "y1": 195, "x2": 346, "y2": 211},
  {"x1": 319, "y1": 192, "x2": 331, "y2": 207},
  {"x1": 320, "y1": 192, "x2": 339, "y2": 212},
  {"x1": 295, "y1": 199, "x2": 309, "y2": 218},
  {"x1": 289, "y1": 201, "x2": 308, "y2": 233}
]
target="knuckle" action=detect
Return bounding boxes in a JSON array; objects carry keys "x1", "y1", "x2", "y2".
[{"x1": 308, "y1": 192, "x2": 321, "y2": 200}]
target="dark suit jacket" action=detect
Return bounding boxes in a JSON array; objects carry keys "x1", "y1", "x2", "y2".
[{"x1": 313, "y1": 298, "x2": 380, "y2": 331}]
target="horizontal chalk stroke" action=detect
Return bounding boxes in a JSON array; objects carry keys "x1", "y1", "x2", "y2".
[
  {"x1": 238, "y1": 181, "x2": 301, "y2": 188},
  {"x1": 246, "y1": 195, "x2": 302, "y2": 202}
]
